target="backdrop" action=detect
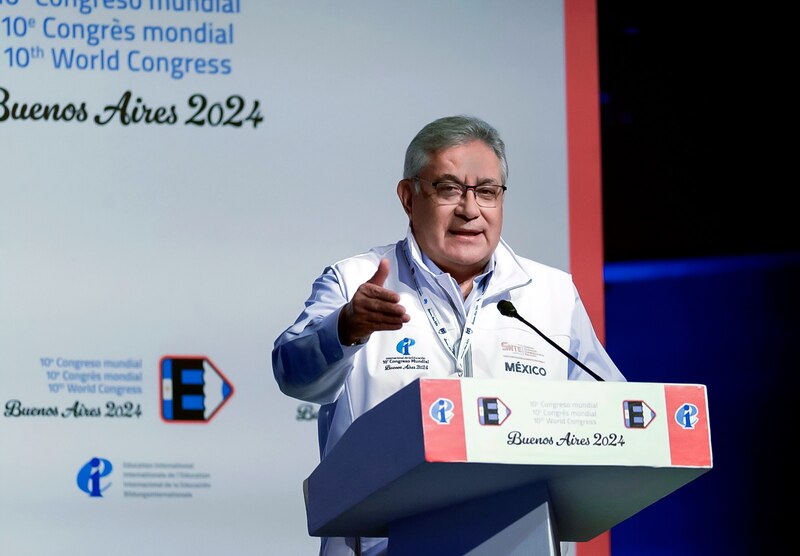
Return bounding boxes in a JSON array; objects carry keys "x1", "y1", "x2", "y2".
[{"x1": 0, "y1": 2, "x2": 576, "y2": 554}]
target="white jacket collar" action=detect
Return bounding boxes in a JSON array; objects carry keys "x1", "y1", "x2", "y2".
[{"x1": 403, "y1": 227, "x2": 531, "y2": 297}]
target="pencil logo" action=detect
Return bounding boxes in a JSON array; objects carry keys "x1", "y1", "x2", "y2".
[{"x1": 160, "y1": 356, "x2": 234, "y2": 422}]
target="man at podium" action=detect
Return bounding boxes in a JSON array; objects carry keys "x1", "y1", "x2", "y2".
[{"x1": 273, "y1": 115, "x2": 626, "y2": 555}]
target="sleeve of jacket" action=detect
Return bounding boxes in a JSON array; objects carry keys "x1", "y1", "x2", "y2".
[
  {"x1": 271, "y1": 266, "x2": 365, "y2": 404},
  {"x1": 568, "y1": 284, "x2": 627, "y2": 382}
]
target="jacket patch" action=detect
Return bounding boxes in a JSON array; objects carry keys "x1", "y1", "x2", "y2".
[
  {"x1": 382, "y1": 356, "x2": 430, "y2": 371},
  {"x1": 383, "y1": 337, "x2": 430, "y2": 371},
  {"x1": 500, "y1": 341, "x2": 548, "y2": 377},
  {"x1": 500, "y1": 341, "x2": 544, "y2": 359}
]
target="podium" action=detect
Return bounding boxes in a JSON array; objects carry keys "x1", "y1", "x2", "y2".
[{"x1": 304, "y1": 378, "x2": 712, "y2": 555}]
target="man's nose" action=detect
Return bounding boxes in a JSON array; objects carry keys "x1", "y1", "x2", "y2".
[{"x1": 455, "y1": 188, "x2": 481, "y2": 218}]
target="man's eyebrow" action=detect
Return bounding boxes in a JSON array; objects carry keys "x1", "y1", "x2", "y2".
[
  {"x1": 434, "y1": 173, "x2": 501, "y2": 185},
  {"x1": 432, "y1": 173, "x2": 461, "y2": 183}
]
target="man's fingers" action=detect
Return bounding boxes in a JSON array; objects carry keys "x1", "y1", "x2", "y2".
[
  {"x1": 362, "y1": 284, "x2": 401, "y2": 304},
  {"x1": 338, "y1": 259, "x2": 410, "y2": 345},
  {"x1": 353, "y1": 295, "x2": 408, "y2": 320},
  {"x1": 358, "y1": 310, "x2": 410, "y2": 331}
]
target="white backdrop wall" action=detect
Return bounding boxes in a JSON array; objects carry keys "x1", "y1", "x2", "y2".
[{"x1": 0, "y1": 1, "x2": 571, "y2": 554}]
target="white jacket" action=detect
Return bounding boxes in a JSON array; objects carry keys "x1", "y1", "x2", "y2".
[{"x1": 272, "y1": 230, "x2": 625, "y2": 555}]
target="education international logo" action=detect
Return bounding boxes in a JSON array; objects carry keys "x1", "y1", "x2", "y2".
[
  {"x1": 429, "y1": 398, "x2": 455, "y2": 424},
  {"x1": 160, "y1": 355, "x2": 234, "y2": 423},
  {"x1": 675, "y1": 402, "x2": 700, "y2": 429},
  {"x1": 76, "y1": 457, "x2": 113, "y2": 497},
  {"x1": 396, "y1": 337, "x2": 415, "y2": 356},
  {"x1": 382, "y1": 337, "x2": 429, "y2": 372}
]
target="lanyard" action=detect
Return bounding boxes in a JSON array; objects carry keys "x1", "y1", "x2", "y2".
[{"x1": 401, "y1": 241, "x2": 488, "y2": 374}]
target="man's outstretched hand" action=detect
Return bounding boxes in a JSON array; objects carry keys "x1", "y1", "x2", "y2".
[{"x1": 338, "y1": 258, "x2": 410, "y2": 346}]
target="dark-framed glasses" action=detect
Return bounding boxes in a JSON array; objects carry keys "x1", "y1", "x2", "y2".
[{"x1": 414, "y1": 177, "x2": 507, "y2": 208}]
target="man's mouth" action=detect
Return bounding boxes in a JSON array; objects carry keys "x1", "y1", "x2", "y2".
[{"x1": 450, "y1": 229, "x2": 482, "y2": 237}]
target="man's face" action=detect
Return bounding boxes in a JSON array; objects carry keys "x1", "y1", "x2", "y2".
[{"x1": 397, "y1": 140, "x2": 504, "y2": 283}]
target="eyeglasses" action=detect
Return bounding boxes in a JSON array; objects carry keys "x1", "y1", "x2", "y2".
[{"x1": 414, "y1": 177, "x2": 507, "y2": 208}]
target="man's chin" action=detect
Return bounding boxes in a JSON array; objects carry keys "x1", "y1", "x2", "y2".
[{"x1": 442, "y1": 250, "x2": 491, "y2": 272}]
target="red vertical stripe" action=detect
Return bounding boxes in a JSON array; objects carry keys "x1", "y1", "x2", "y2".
[
  {"x1": 565, "y1": 0, "x2": 606, "y2": 343},
  {"x1": 420, "y1": 379, "x2": 467, "y2": 462},
  {"x1": 665, "y1": 385, "x2": 713, "y2": 467},
  {"x1": 565, "y1": 1, "x2": 612, "y2": 554}
]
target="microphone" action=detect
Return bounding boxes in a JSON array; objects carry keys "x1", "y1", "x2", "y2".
[{"x1": 496, "y1": 300, "x2": 604, "y2": 382}]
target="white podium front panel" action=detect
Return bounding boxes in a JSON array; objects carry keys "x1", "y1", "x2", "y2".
[{"x1": 419, "y1": 378, "x2": 712, "y2": 468}]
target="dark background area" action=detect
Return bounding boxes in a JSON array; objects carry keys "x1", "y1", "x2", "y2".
[
  {"x1": 598, "y1": 2, "x2": 794, "y2": 262},
  {"x1": 597, "y1": 3, "x2": 795, "y2": 554}
]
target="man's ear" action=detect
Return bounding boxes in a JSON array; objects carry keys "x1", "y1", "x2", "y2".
[{"x1": 397, "y1": 179, "x2": 414, "y2": 218}]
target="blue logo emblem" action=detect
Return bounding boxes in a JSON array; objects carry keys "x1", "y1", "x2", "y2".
[
  {"x1": 429, "y1": 398, "x2": 454, "y2": 424},
  {"x1": 76, "y1": 457, "x2": 113, "y2": 497},
  {"x1": 675, "y1": 403, "x2": 699, "y2": 429},
  {"x1": 396, "y1": 337, "x2": 415, "y2": 356}
]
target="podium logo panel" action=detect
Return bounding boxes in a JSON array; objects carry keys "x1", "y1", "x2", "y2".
[
  {"x1": 420, "y1": 380, "x2": 467, "y2": 462},
  {"x1": 664, "y1": 385, "x2": 712, "y2": 467}
]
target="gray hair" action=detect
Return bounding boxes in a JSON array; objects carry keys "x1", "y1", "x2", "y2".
[{"x1": 403, "y1": 115, "x2": 508, "y2": 184}]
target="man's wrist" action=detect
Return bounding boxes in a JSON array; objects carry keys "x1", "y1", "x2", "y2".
[
  {"x1": 343, "y1": 337, "x2": 366, "y2": 347},
  {"x1": 337, "y1": 303, "x2": 366, "y2": 346}
]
